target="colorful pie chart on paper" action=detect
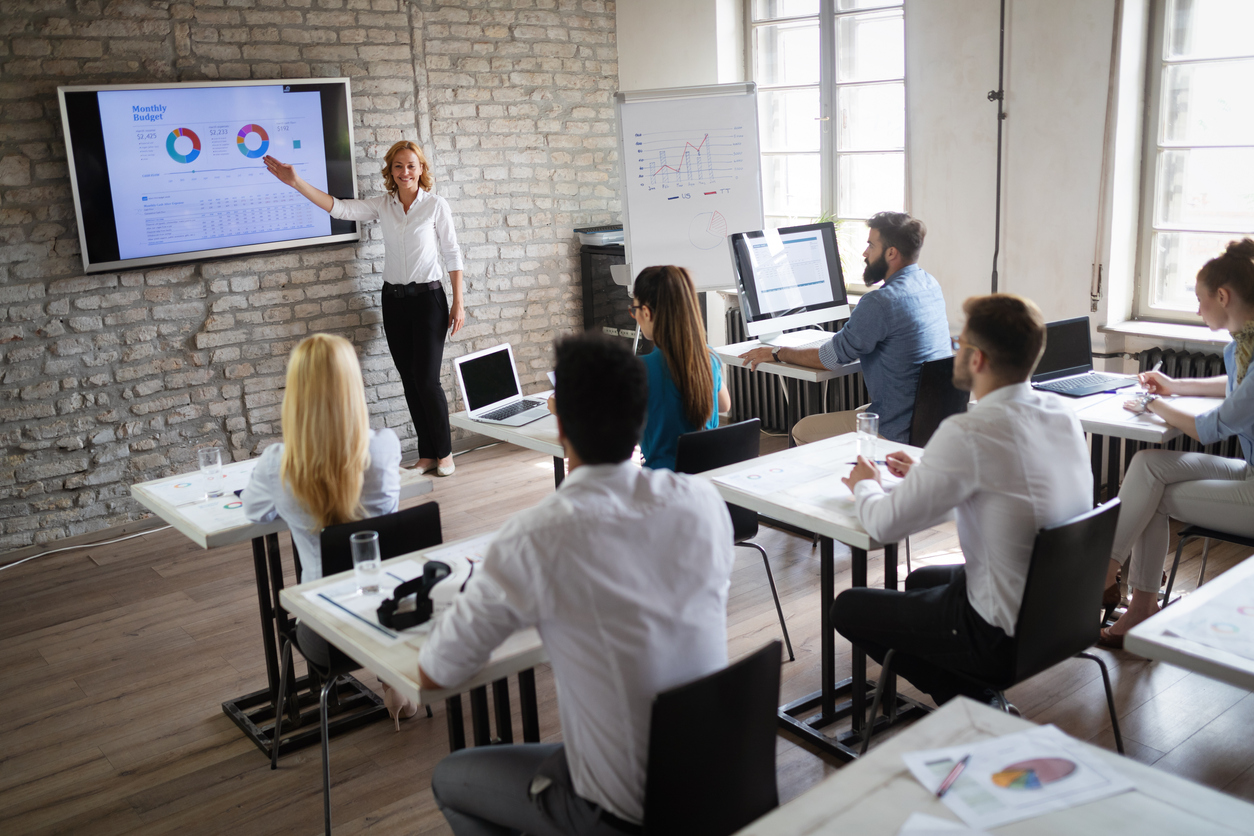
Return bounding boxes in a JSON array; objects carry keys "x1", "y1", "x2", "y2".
[
  {"x1": 236, "y1": 124, "x2": 269, "y2": 158},
  {"x1": 166, "y1": 128, "x2": 201, "y2": 163},
  {"x1": 991, "y1": 758, "x2": 1076, "y2": 790},
  {"x1": 223, "y1": 501, "x2": 243, "y2": 510}
]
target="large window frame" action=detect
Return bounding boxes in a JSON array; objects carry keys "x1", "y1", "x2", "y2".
[{"x1": 748, "y1": 0, "x2": 907, "y2": 288}]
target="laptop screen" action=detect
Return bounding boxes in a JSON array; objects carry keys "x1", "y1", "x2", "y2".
[
  {"x1": 460, "y1": 347, "x2": 519, "y2": 411},
  {"x1": 1033, "y1": 317, "x2": 1093, "y2": 382}
]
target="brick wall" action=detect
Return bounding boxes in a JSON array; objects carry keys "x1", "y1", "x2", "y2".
[{"x1": 0, "y1": 0, "x2": 619, "y2": 549}]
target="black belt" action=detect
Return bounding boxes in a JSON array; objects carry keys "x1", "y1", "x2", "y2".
[{"x1": 381, "y1": 281, "x2": 441, "y2": 298}]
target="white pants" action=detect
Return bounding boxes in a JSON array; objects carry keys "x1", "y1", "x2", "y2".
[{"x1": 1112, "y1": 449, "x2": 1254, "y2": 593}]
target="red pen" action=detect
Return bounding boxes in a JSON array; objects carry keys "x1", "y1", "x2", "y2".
[{"x1": 936, "y1": 754, "x2": 971, "y2": 798}]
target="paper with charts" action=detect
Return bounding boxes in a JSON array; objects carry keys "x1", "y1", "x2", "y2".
[
  {"x1": 1163, "y1": 576, "x2": 1254, "y2": 661},
  {"x1": 145, "y1": 459, "x2": 257, "y2": 508},
  {"x1": 713, "y1": 460, "x2": 902, "y2": 514},
  {"x1": 901, "y1": 724, "x2": 1133, "y2": 830},
  {"x1": 302, "y1": 559, "x2": 429, "y2": 647}
]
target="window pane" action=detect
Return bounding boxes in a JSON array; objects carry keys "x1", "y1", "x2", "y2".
[
  {"x1": 754, "y1": 21, "x2": 821, "y2": 86},
  {"x1": 1155, "y1": 148, "x2": 1254, "y2": 232},
  {"x1": 752, "y1": 0, "x2": 819, "y2": 20},
  {"x1": 1166, "y1": 0, "x2": 1254, "y2": 61},
  {"x1": 836, "y1": 11, "x2": 904, "y2": 83},
  {"x1": 1148, "y1": 230, "x2": 1235, "y2": 311},
  {"x1": 837, "y1": 152, "x2": 904, "y2": 218},
  {"x1": 838, "y1": 0, "x2": 904, "y2": 9},
  {"x1": 836, "y1": 219, "x2": 870, "y2": 286},
  {"x1": 759, "y1": 88, "x2": 821, "y2": 153},
  {"x1": 838, "y1": 82, "x2": 904, "y2": 151},
  {"x1": 1161, "y1": 60, "x2": 1254, "y2": 145},
  {"x1": 762, "y1": 154, "x2": 821, "y2": 218}
]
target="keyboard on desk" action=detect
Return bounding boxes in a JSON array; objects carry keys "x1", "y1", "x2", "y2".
[
  {"x1": 1033, "y1": 373, "x2": 1134, "y2": 397},
  {"x1": 481, "y1": 399, "x2": 544, "y2": 421}
]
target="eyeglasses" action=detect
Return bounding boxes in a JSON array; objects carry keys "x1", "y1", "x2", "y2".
[
  {"x1": 628, "y1": 303, "x2": 646, "y2": 317},
  {"x1": 952, "y1": 335, "x2": 982, "y2": 354},
  {"x1": 950, "y1": 336, "x2": 961, "y2": 352}
]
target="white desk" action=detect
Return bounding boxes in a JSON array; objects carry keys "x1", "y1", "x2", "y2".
[
  {"x1": 281, "y1": 537, "x2": 548, "y2": 749},
  {"x1": 449, "y1": 411, "x2": 567, "y2": 487},
  {"x1": 736, "y1": 697, "x2": 1254, "y2": 835},
  {"x1": 130, "y1": 459, "x2": 433, "y2": 757},
  {"x1": 701, "y1": 432, "x2": 928, "y2": 760},
  {"x1": 1126, "y1": 554, "x2": 1254, "y2": 691},
  {"x1": 714, "y1": 337, "x2": 861, "y2": 385}
]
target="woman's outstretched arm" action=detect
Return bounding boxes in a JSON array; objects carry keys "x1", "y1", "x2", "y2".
[{"x1": 264, "y1": 155, "x2": 334, "y2": 212}]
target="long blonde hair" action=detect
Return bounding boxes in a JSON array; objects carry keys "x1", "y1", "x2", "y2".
[
  {"x1": 381, "y1": 140, "x2": 433, "y2": 195},
  {"x1": 279, "y1": 334, "x2": 372, "y2": 530},
  {"x1": 633, "y1": 265, "x2": 715, "y2": 427}
]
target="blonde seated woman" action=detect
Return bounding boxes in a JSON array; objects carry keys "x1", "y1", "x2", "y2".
[{"x1": 242, "y1": 333, "x2": 415, "y2": 725}]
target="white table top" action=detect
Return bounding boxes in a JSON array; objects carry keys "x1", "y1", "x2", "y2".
[
  {"x1": 699, "y1": 432, "x2": 923, "y2": 552},
  {"x1": 715, "y1": 338, "x2": 861, "y2": 384},
  {"x1": 735, "y1": 697, "x2": 1254, "y2": 835},
  {"x1": 130, "y1": 459, "x2": 433, "y2": 549},
  {"x1": 449, "y1": 410, "x2": 565, "y2": 459},
  {"x1": 1126, "y1": 554, "x2": 1254, "y2": 691},
  {"x1": 1064, "y1": 387, "x2": 1223, "y2": 444},
  {"x1": 279, "y1": 536, "x2": 547, "y2": 705}
]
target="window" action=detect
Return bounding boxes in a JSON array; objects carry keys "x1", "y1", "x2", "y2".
[
  {"x1": 749, "y1": 0, "x2": 905, "y2": 285},
  {"x1": 1137, "y1": 0, "x2": 1254, "y2": 322}
]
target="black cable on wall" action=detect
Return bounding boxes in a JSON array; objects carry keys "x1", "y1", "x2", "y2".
[{"x1": 988, "y1": 0, "x2": 1008, "y2": 293}]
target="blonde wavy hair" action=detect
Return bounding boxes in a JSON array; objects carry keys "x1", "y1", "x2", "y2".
[
  {"x1": 381, "y1": 140, "x2": 433, "y2": 195},
  {"x1": 279, "y1": 334, "x2": 372, "y2": 530}
]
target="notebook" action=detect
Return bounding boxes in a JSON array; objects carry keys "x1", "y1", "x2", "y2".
[
  {"x1": 1031, "y1": 317, "x2": 1135, "y2": 398},
  {"x1": 453, "y1": 343, "x2": 551, "y2": 426}
]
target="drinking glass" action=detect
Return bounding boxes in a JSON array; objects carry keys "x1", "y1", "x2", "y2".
[
  {"x1": 198, "y1": 447, "x2": 224, "y2": 500},
  {"x1": 856, "y1": 412, "x2": 879, "y2": 461},
  {"x1": 351, "y1": 531, "x2": 382, "y2": 595}
]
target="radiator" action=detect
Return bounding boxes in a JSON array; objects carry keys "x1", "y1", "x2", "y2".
[
  {"x1": 1135, "y1": 347, "x2": 1237, "y2": 459},
  {"x1": 723, "y1": 311, "x2": 866, "y2": 434}
]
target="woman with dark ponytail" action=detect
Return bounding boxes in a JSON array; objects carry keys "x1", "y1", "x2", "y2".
[
  {"x1": 1099, "y1": 239, "x2": 1254, "y2": 648},
  {"x1": 630, "y1": 265, "x2": 731, "y2": 471}
]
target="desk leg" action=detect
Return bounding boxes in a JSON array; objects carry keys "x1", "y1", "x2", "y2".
[
  {"x1": 252, "y1": 535, "x2": 281, "y2": 707},
  {"x1": 446, "y1": 695, "x2": 466, "y2": 751},
  {"x1": 519, "y1": 668, "x2": 540, "y2": 743},
  {"x1": 469, "y1": 686, "x2": 491, "y2": 746},
  {"x1": 1090, "y1": 433, "x2": 1104, "y2": 506},
  {"x1": 553, "y1": 456, "x2": 565, "y2": 488},
  {"x1": 849, "y1": 545, "x2": 867, "y2": 733},
  {"x1": 1106, "y1": 435, "x2": 1122, "y2": 503},
  {"x1": 492, "y1": 679, "x2": 513, "y2": 744}
]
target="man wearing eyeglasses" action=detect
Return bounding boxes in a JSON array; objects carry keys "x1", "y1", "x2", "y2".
[{"x1": 740, "y1": 211, "x2": 951, "y2": 443}]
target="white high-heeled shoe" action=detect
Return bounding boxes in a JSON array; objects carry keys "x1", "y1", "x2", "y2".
[{"x1": 382, "y1": 683, "x2": 419, "y2": 732}]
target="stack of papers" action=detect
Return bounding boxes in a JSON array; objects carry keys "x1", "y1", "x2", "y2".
[
  {"x1": 1163, "y1": 579, "x2": 1254, "y2": 662},
  {"x1": 902, "y1": 725, "x2": 1133, "y2": 830}
]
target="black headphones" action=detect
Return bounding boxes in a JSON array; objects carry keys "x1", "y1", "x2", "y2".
[{"x1": 377, "y1": 560, "x2": 451, "y2": 630}]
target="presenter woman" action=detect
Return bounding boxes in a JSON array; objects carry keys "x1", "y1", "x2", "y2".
[
  {"x1": 264, "y1": 141, "x2": 463, "y2": 476},
  {"x1": 631, "y1": 265, "x2": 731, "y2": 471},
  {"x1": 1099, "y1": 239, "x2": 1254, "y2": 648}
]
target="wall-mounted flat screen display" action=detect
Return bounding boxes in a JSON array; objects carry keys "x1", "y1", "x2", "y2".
[{"x1": 58, "y1": 78, "x2": 360, "y2": 274}]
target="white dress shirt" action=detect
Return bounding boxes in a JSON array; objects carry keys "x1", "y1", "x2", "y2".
[
  {"x1": 853, "y1": 382, "x2": 1091, "y2": 635},
  {"x1": 242, "y1": 429, "x2": 401, "y2": 582},
  {"x1": 330, "y1": 190, "x2": 464, "y2": 285},
  {"x1": 418, "y1": 461, "x2": 735, "y2": 824}
]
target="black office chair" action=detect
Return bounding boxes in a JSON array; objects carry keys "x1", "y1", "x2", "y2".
[
  {"x1": 1163, "y1": 525, "x2": 1254, "y2": 605},
  {"x1": 676, "y1": 419, "x2": 794, "y2": 661},
  {"x1": 859, "y1": 500, "x2": 1125, "y2": 756},
  {"x1": 641, "y1": 641, "x2": 782, "y2": 836},
  {"x1": 271, "y1": 501, "x2": 443, "y2": 836},
  {"x1": 902, "y1": 356, "x2": 969, "y2": 572}
]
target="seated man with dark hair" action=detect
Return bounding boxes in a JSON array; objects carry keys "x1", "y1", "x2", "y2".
[
  {"x1": 422, "y1": 333, "x2": 735, "y2": 836},
  {"x1": 832, "y1": 294, "x2": 1091, "y2": 704}
]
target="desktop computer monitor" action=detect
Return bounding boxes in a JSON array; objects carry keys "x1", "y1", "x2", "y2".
[{"x1": 728, "y1": 222, "x2": 851, "y2": 347}]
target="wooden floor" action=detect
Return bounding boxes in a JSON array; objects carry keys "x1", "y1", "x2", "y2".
[{"x1": 2, "y1": 436, "x2": 1253, "y2": 835}]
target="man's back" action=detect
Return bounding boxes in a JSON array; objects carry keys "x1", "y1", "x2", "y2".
[{"x1": 420, "y1": 461, "x2": 735, "y2": 823}]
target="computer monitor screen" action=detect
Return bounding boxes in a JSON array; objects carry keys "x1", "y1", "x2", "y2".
[
  {"x1": 460, "y1": 347, "x2": 520, "y2": 412},
  {"x1": 1033, "y1": 317, "x2": 1094, "y2": 381},
  {"x1": 729, "y1": 222, "x2": 850, "y2": 346}
]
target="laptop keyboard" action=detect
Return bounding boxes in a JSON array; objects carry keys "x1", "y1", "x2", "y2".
[
  {"x1": 1036, "y1": 373, "x2": 1126, "y2": 393},
  {"x1": 482, "y1": 398, "x2": 543, "y2": 421}
]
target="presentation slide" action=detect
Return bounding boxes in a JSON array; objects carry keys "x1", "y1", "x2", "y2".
[
  {"x1": 97, "y1": 85, "x2": 331, "y2": 259},
  {"x1": 748, "y1": 230, "x2": 836, "y2": 314}
]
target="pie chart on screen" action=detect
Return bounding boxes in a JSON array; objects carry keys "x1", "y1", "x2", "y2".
[
  {"x1": 689, "y1": 210, "x2": 728, "y2": 250},
  {"x1": 236, "y1": 124, "x2": 270, "y2": 158},
  {"x1": 166, "y1": 128, "x2": 201, "y2": 164},
  {"x1": 991, "y1": 758, "x2": 1076, "y2": 790}
]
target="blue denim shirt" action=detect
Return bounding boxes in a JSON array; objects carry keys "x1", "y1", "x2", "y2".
[
  {"x1": 1195, "y1": 340, "x2": 1254, "y2": 466},
  {"x1": 818, "y1": 263, "x2": 951, "y2": 442}
]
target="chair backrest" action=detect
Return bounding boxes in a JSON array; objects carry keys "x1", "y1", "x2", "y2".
[
  {"x1": 642, "y1": 641, "x2": 781, "y2": 836},
  {"x1": 1012, "y1": 499, "x2": 1121, "y2": 683},
  {"x1": 908, "y1": 356, "x2": 970, "y2": 447},
  {"x1": 674, "y1": 419, "x2": 760, "y2": 543},
  {"x1": 319, "y1": 501, "x2": 443, "y2": 578}
]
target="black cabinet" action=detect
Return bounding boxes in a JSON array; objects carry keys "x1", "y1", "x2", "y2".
[{"x1": 579, "y1": 243, "x2": 651, "y2": 354}]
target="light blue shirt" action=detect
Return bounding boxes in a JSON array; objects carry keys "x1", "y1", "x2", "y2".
[
  {"x1": 1195, "y1": 340, "x2": 1254, "y2": 466},
  {"x1": 818, "y1": 263, "x2": 951, "y2": 442},
  {"x1": 640, "y1": 349, "x2": 723, "y2": 472},
  {"x1": 242, "y1": 428, "x2": 402, "y2": 581}
]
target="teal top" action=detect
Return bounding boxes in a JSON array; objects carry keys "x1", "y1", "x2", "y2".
[{"x1": 641, "y1": 348, "x2": 723, "y2": 471}]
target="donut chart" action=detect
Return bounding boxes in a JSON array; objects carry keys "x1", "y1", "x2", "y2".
[
  {"x1": 236, "y1": 124, "x2": 269, "y2": 158},
  {"x1": 991, "y1": 758, "x2": 1076, "y2": 790},
  {"x1": 165, "y1": 128, "x2": 201, "y2": 164}
]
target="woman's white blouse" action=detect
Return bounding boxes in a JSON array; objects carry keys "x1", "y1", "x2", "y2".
[
  {"x1": 330, "y1": 190, "x2": 464, "y2": 285},
  {"x1": 242, "y1": 428, "x2": 402, "y2": 582}
]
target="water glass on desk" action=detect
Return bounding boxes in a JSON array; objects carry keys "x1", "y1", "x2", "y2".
[
  {"x1": 198, "y1": 447, "x2": 225, "y2": 500},
  {"x1": 351, "y1": 531, "x2": 382, "y2": 595},
  {"x1": 856, "y1": 412, "x2": 879, "y2": 461}
]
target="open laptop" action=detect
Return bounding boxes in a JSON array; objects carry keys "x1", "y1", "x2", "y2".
[
  {"x1": 453, "y1": 343, "x2": 551, "y2": 426},
  {"x1": 1031, "y1": 316, "x2": 1135, "y2": 397}
]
